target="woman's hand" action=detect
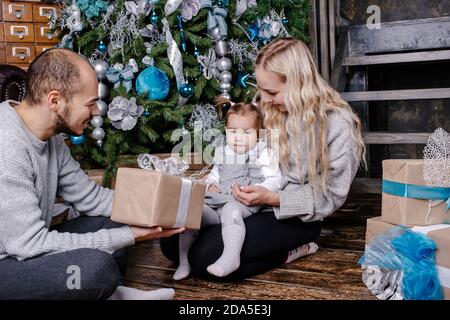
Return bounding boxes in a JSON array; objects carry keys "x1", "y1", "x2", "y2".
[
  {"x1": 130, "y1": 226, "x2": 185, "y2": 242},
  {"x1": 231, "y1": 183, "x2": 280, "y2": 207}
]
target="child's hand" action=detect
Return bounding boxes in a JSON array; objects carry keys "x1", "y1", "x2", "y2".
[{"x1": 207, "y1": 184, "x2": 221, "y2": 193}]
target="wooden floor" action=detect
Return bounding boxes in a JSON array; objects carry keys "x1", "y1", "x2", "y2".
[{"x1": 124, "y1": 194, "x2": 381, "y2": 300}]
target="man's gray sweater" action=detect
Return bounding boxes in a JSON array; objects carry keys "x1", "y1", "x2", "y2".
[{"x1": 0, "y1": 101, "x2": 135, "y2": 261}]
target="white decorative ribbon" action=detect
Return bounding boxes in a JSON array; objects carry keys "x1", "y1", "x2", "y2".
[
  {"x1": 173, "y1": 178, "x2": 193, "y2": 227},
  {"x1": 165, "y1": 0, "x2": 183, "y2": 17},
  {"x1": 137, "y1": 154, "x2": 189, "y2": 175},
  {"x1": 162, "y1": 17, "x2": 188, "y2": 106},
  {"x1": 411, "y1": 224, "x2": 450, "y2": 236},
  {"x1": 438, "y1": 266, "x2": 450, "y2": 289},
  {"x1": 124, "y1": 0, "x2": 152, "y2": 16},
  {"x1": 236, "y1": 0, "x2": 257, "y2": 18}
]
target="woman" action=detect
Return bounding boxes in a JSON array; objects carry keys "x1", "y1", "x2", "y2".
[{"x1": 161, "y1": 38, "x2": 366, "y2": 281}]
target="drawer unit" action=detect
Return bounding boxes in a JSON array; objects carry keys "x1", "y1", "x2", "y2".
[
  {"x1": 0, "y1": 44, "x2": 6, "y2": 62},
  {"x1": 33, "y1": 4, "x2": 59, "y2": 23},
  {"x1": 0, "y1": 1, "x2": 61, "y2": 69},
  {"x1": 36, "y1": 44, "x2": 53, "y2": 55},
  {"x1": 2, "y1": 1, "x2": 34, "y2": 22},
  {"x1": 6, "y1": 43, "x2": 36, "y2": 64},
  {"x1": 34, "y1": 23, "x2": 59, "y2": 43},
  {"x1": 4, "y1": 22, "x2": 35, "y2": 42}
]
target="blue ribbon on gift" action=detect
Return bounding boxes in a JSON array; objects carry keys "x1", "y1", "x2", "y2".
[
  {"x1": 200, "y1": 0, "x2": 229, "y2": 38},
  {"x1": 106, "y1": 65, "x2": 135, "y2": 92},
  {"x1": 382, "y1": 179, "x2": 450, "y2": 210}
]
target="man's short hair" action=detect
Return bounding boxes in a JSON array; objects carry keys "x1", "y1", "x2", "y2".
[{"x1": 23, "y1": 48, "x2": 82, "y2": 106}]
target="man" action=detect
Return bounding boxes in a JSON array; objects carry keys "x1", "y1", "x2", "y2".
[{"x1": 0, "y1": 48, "x2": 183, "y2": 299}]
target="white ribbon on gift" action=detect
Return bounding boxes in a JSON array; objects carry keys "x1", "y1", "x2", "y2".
[
  {"x1": 173, "y1": 177, "x2": 193, "y2": 228},
  {"x1": 412, "y1": 224, "x2": 450, "y2": 289}
]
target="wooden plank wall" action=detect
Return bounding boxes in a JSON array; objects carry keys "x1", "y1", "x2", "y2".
[
  {"x1": 340, "y1": 0, "x2": 450, "y2": 25},
  {"x1": 329, "y1": 0, "x2": 450, "y2": 182},
  {"x1": 310, "y1": 0, "x2": 341, "y2": 81}
]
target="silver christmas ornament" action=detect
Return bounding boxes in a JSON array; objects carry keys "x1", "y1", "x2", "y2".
[
  {"x1": 208, "y1": 26, "x2": 221, "y2": 40},
  {"x1": 219, "y1": 82, "x2": 232, "y2": 92},
  {"x1": 212, "y1": 68, "x2": 222, "y2": 79},
  {"x1": 91, "y1": 59, "x2": 110, "y2": 81},
  {"x1": 215, "y1": 40, "x2": 229, "y2": 57},
  {"x1": 181, "y1": 126, "x2": 189, "y2": 136},
  {"x1": 219, "y1": 71, "x2": 232, "y2": 83},
  {"x1": 220, "y1": 92, "x2": 232, "y2": 100},
  {"x1": 92, "y1": 127, "x2": 106, "y2": 140},
  {"x1": 217, "y1": 57, "x2": 232, "y2": 71},
  {"x1": 96, "y1": 139, "x2": 103, "y2": 147},
  {"x1": 96, "y1": 100, "x2": 108, "y2": 116},
  {"x1": 90, "y1": 116, "x2": 104, "y2": 128},
  {"x1": 98, "y1": 82, "x2": 109, "y2": 100}
]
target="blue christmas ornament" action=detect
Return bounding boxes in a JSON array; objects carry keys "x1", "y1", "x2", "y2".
[
  {"x1": 247, "y1": 24, "x2": 260, "y2": 41},
  {"x1": 193, "y1": 42, "x2": 200, "y2": 57},
  {"x1": 150, "y1": 10, "x2": 159, "y2": 24},
  {"x1": 143, "y1": 109, "x2": 150, "y2": 117},
  {"x1": 70, "y1": 134, "x2": 85, "y2": 145},
  {"x1": 179, "y1": 83, "x2": 195, "y2": 98},
  {"x1": 177, "y1": 16, "x2": 187, "y2": 53},
  {"x1": 215, "y1": 0, "x2": 229, "y2": 7},
  {"x1": 136, "y1": 66, "x2": 170, "y2": 101},
  {"x1": 237, "y1": 72, "x2": 251, "y2": 88},
  {"x1": 282, "y1": 18, "x2": 289, "y2": 26},
  {"x1": 97, "y1": 41, "x2": 107, "y2": 53}
]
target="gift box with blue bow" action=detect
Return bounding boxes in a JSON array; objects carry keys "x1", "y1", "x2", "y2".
[
  {"x1": 382, "y1": 159, "x2": 450, "y2": 226},
  {"x1": 362, "y1": 217, "x2": 450, "y2": 300},
  {"x1": 381, "y1": 128, "x2": 450, "y2": 226}
]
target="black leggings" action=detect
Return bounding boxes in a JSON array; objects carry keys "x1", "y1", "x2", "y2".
[{"x1": 160, "y1": 208, "x2": 321, "y2": 281}]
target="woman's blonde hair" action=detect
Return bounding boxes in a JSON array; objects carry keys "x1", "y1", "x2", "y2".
[{"x1": 255, "y1": 38, "x2": 366, "y2": 192}]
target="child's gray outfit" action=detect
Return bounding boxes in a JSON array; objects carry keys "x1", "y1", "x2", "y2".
[{"x1": 174, "y1": 141, "x2": 284, "y2": 279}]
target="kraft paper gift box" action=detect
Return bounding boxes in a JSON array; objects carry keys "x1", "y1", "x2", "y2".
[
  {"x1": 382, "y1": 159, "x2": 450, "y2": 226},
  {"x1": 111, "y1": 167, "x2": 206, "y2": 229},
  {"x1": 365, "y1": 217, "x2": 450, "y2": 299}
]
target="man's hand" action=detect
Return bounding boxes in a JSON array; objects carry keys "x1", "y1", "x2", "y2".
[{"x1": 130, "y1": 226, "x2": 185, "y2": 242}]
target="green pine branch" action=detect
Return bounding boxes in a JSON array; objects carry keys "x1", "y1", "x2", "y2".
[{"x1": 67, "y1": 0, "x2": 312, "y2": 173}]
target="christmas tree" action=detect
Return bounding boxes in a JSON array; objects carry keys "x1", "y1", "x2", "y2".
[{"x1": 52, "y1": 0, "x2": 311, "y2": 185}]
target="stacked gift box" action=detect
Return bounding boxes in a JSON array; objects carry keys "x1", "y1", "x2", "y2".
[
  {"x1": 111, "y1": 167, "x2": 205, "y2": 230},
  {"x1": 85, "y1": 153, "x2": 207, "y2": 230},
  {"x1": 109, "y1": 154, "x2": 206, "y2": 230},
  {"x1": 363, "y1": 159, "x2": 450, "y2": 299}
]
